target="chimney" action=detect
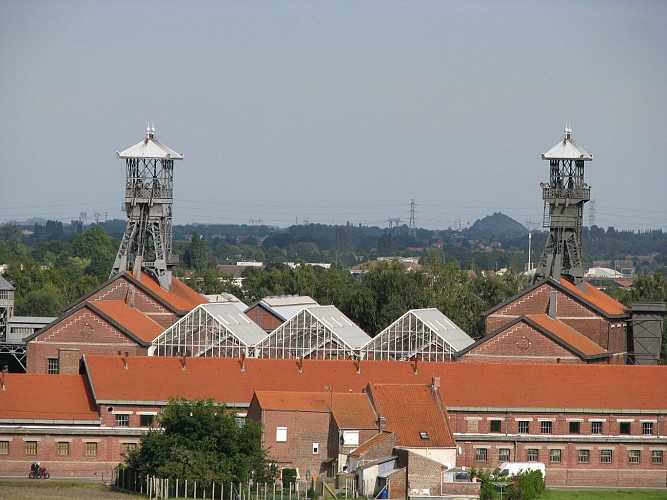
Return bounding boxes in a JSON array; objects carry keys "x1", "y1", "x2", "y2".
[
  {"x1": 378, "y1": 416, "x2": 386, "y2": 432},
  {"x1": 432, "y1": 376, "x2": 440, "y2": 390}
]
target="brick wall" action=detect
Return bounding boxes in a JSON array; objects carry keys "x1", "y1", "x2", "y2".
[
  {"x1": 245, "y1": 306, "x2": 283, "y2": 332},
  {"x1": 88, "y1": 278, "x2": 180, "y2": 329},
  {"x1": 460, "y1": 322, "x2": 584, "y2": 364},
  {"x1": 485, "y1": 282, "x2": 628, "y2": 360},
  {"x1": 405, "y1": 451, "x2": 445, "y2": 496},
  {"x1": 449, "y1": 409, "x2": 667, "y2": 487},
  {"x1": 260, "y1": 409, "x2": 331, "y2": 477},
  {"x1": 0, "y1": 428, "x2": 143, "y2": 479}
]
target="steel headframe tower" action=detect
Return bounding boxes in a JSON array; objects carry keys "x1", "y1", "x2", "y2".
[
  {"x1": 533, "y1": 125, "x2": 592, "y2": 285},
  {"x1": 110, "y1": 125, "x2": 183, "y2": 290}
]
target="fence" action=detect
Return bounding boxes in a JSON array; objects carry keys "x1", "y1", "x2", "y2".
[{"x1": 114, "y1": 467, "x2": 314, "y2": 500}]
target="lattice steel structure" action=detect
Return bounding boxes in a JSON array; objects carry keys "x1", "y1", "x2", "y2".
[
  {"x1": 361, "y1": 308, "x2": 474, "y2": 362},
  {"x1": 150, "y1": 303, "x2": 266, "y2": 358},
  {"x1": 111, "y1": 125, "x2": 183, "y2": 290},
  {"x1": 534, "y1": 126, "x2": 592, "y2": 285},
  {"x1": 0, "y1": 276, "x2": 14, "y2": 342},
  {"x1": 254, "y1": 306, "x2": 370, "y2": 360}
]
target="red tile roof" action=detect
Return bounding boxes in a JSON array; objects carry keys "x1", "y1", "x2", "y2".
[
  {"x1": 350, "y1": 431, "x2": 394, "y2": 457},
  {"x1": 525, "y1": 314, "x2": 609, "y2": 357},
  {"x1": 558, "y1": 279, "x2": 627, "y2": 316},
  {"x1": 82, "y1": 356, "x2": 667, "y2": 411},
  {"x1": 0, "y1": 374, "x2": 99, "y2": 423},
  {"x1": 253, "y1": 391, "x2": 377, "y2": 429},
  {"x1": 369, "y1": 383, "x2": 455, "y2": 448},
  {"x1": 91, "y1": 300, "x2": 164, "y2": 342},
  {"x1": 132, "y1": 272, "x2": 207, "y2": 312}
]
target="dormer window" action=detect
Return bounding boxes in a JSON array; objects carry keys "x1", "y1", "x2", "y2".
[{"x1": 419, "y1": 431, "x2": 429, "y2": 440}]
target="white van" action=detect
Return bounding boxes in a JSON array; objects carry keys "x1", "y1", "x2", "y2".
[{"x1": 494, "y1": 462, "x2": 545, "y2": 479}]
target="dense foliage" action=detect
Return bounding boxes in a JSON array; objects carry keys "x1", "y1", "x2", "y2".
[
  {"x1": 125, "y1": 399, "x2": 272, "y2": 485},
  {"x1": 471, "y1": 467, "x2": 545, "y2": 500}
]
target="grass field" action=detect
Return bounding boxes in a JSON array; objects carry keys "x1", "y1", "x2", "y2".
[
  {"x1": 543, "y1": 489, "x2": 667, "y2": 499},
  {"x1": 0, "y1": 481, "x2": 140, "y2": 499},
  {"x1": 1, "y1": 481, "x2": 666, "y2": 500}
]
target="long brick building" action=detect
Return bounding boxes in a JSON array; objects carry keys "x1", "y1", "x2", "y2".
[{"x1": 1, "y1": 356, "x2": 665, "y2": 491}]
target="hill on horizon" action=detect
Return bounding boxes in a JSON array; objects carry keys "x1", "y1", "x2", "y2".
[{"x1": 468, "y1": 212, "x2": 528, "y2": 236}]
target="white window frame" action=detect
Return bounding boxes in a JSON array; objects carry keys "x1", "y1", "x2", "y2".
[
  {"x1": 342, "y1": 430, "x2": 359, "y2": 447},
  {"x1": 276, "y1": 427, "x2": 287, "y2": 442}
]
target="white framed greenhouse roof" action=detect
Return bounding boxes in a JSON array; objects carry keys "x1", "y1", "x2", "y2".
[
  {"x1": 254, "y1": 305, "x2": 371, "y2": 359},
  {"x1": 149, "y1": 303, "x2": 267, "y2": 357},
  {"x1": 361, "y1": 308, "x2": 474, "y2": 362}
]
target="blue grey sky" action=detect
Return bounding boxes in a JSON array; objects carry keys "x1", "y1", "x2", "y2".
[{"x1": 1, "y1": 1, "x2": 665, "y2": 231}]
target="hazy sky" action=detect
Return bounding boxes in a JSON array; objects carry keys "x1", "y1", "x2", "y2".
[{"x1": 1, "y1": 1, "x2": 665, "y2": 231}]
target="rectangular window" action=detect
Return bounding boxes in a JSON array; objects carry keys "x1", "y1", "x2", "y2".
[
  {"x1": 549, "y1": 449, "x2": 562, "y2": 463},
  {"x1": 490, "y1": 420, "x2": 502, "y2": 433},
  {"x1": 498, "y1": 448, "x2": 511, "y2": 462},
  {"x1": 518, "y1": 421, "x2": 530, "y2": 434},
  {"x1": 276, "y1": 427, "x2": 287, "y2": 442},
  {"x1": 620, "y1": 422, "x2": 631, "y2": 435},
  {"x1": 47, "y1": 358, "x2": 59, "y2": 375},
  {"x1": 652, "y1": 450, "x2": 663, "y2": 465},
  {"x1": 115, "y1": 414, "x2": 130, "y2": 427},
  {"x1": 569, "y1": 421, "x2": 580, "y2": 434},
  {"x1": 591, "y1": 421, "x2": 602, "y2": 434},
  {"x1": 57, "y1": 442, "x2": 70, "y2": 456},
  {"x1": 25, "y1": 441, "x2": 37, "y2": 456},
  {"x1": 475, "y1": 448, "x2": 488, "y2": 462},
  {"x1": 540, "y1": 421, "x2": 552, "y2": 434},
  {"x1": 642, "y1": 422, "x2": 654, "y2": 435},
  {"x1": 600, "y1": 450, "x2": 612, "y2": 464},
  {"x1": 629, "y1": 450, "x2": 640, "y2": 464},
  {"x1": 343, "y1": 431, "x2": 359, "y2": 446},
  {"x1": 140, "y1": 414, "x2": 155, "y2": 427},
  {"x1": 0, "y1": 441, "x2": 8, "y2": 455},
  {"x1": 85, "y1": 442, "x2": 98, "y2": 457},
  {"x1": 121, "y1": 443, "x2": 137, "y2": 453},
  {"x1": 578, "y1": 449, "x2": 590, "y2": 464},
  {"x1": 527, "y1": 449, "x2": 539, "y2": 462}
]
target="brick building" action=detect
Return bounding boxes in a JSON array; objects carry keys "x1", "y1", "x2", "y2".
[
  {"x1": 470, "y1": 277, "x2": 630, "y2": 364},
  {"x1": 244, "y1": 295, "x2": 319, "y2": 333},
  {"x1": 1, "y1": 357, "x2": 665, "y2": 491},
  {"x1": 25, "y1": 272, "x2": 206, "y2": 374}
]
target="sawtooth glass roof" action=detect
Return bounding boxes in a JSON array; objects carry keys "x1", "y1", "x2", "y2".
[
  {"x1": 149, "y1": 303, "x2": 267, "y2": 358},
  {"x1": 254, "y1": 305, "x2": 371, "y2": 360},
  {"x1": 362, "y1": 308, "x2": 474, "y2": 362}
]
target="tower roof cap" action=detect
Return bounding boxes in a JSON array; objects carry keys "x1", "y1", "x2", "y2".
[
  {"x1": 117, "y1": 125, "x2": 183, "y2": 160},
  {"x1": 542, "y1": 125, "x2": 592, "y2": 161}
]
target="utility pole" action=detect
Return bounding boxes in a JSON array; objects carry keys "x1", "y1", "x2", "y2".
[
  {"x1": 588, "y1": 199, "x2": 596, "y2": 228},
  {"x1": 409, "y1": 199, "x2": 416, "y2": 238}
]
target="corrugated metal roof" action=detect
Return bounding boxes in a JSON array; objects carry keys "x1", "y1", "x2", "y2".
[
  {"x1": 0, "y1": 275, "x2": 14, "y2": 291},
  {"x1": 201, "y1": 303, "x2": 267, "y2": 345},
  {"x1": 261, "y1": 296, "x2": 320, "y2": 321},
  {"x1": 308, "y1": 305, "x2": 371, "y2": 349},
  {"x1": 117, "y1": 128, "x2": 183, "y2": 160},
  {"x1": 410, "y1": 308, "x2": 474, "y2": 351},
  {"x1": 542, "y1": 127, "x2": 592, "y2": 161}
]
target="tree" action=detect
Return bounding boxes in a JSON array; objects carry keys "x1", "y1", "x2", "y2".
[
  {"x1": 182, "y1": 232, "x2": 212, "y2": 271},
  {"x1": 126, "y1": 399, "x2": 271, "y2": 485}
]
